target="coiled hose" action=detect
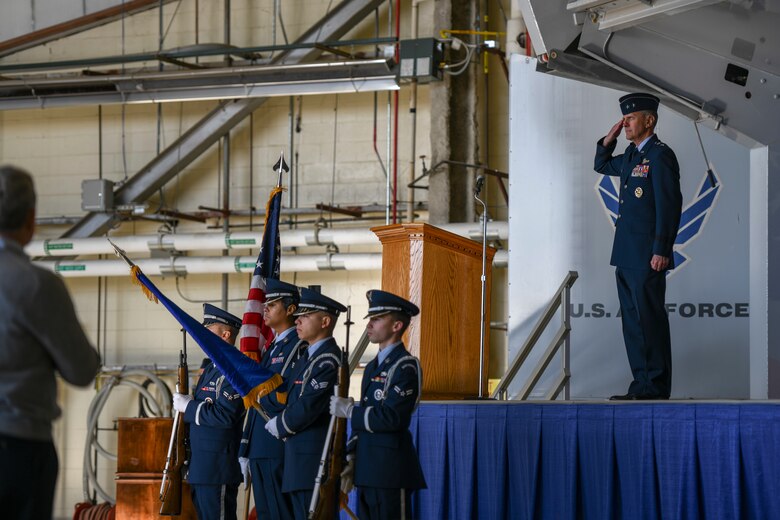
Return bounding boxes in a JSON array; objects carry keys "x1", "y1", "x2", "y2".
[{"x1": 81, "y1": 369, "x2": 172, "y2": 504}]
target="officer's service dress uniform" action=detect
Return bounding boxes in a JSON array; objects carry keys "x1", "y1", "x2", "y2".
[
  {"x1": 265, "y1": 288, "x2": 346, "y2": 520},
  {"x1": 594, "y1": 93, "x2": 682, "y2": 399},
  {"x1": 182, "y1": 304, "x2": 247, "y2": 519},
  {"x1": 239, "y1": 280, "x2": 303, "y2": 520},
  {"x1": 349, "y1": 290, "x2": 427, "y2": 520}
]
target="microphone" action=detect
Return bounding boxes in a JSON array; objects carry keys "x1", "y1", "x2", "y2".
[{"x1": 474, "y1": 175, "x2": 485, "y2": 196}]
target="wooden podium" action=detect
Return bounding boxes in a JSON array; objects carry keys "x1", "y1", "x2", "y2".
[
  {"x1": 115, "y1": 418, "x2": 196, "y2": 519},
  {"x1": 372, "y1": 223, "x2": 496, "y2": 399}
]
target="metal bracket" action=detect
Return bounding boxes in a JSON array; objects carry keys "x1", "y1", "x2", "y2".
[
  {"x1": 159, "y1": 256, "x2": 187, "y2": 278},
  {"x1": 315, "y1": 253, "x2": 346, "y2": 271}
]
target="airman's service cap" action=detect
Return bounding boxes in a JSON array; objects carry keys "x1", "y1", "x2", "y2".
[
  {"x1": 364, "y1": 290, "x2": 420, "y2": 319},
  {"x1": 619, "y1": 93, "x2": 660, "y2": 115},
  {"x1": 293, "y1": 287, "x2": 347, "y2": 317},
  {"x1": 203, "y1": 303, "x2": 242, "y2": 329},
  {"x1": 265, "y1": 279, "x2": 300, "y2": 305}
]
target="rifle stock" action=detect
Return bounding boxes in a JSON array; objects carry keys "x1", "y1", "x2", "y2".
[
  {"x1": 310, "y1": 347, "x2": 349, "y2": 520},
  {"x1": 310, "y1": 308, "x2": 353, "y2": 520},
  {"x1": 160, "y1": 334, "x2": 189, "y2": 516}
]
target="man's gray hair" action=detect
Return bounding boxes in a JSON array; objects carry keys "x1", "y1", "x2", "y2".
[
  {"x1": 0, "y1": 165, "x2": 36, "y2": 231},
  {"x1": 641, "y1": 110, "x2": 659, "y2": 129}
]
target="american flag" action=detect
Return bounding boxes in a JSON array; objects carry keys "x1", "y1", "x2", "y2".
[
  {"x1": 239, "y1": 157, "x2": 287, "y2": 362},
  {"x1": 107, "y1": 239, "x2": 282, "y2": 399}
]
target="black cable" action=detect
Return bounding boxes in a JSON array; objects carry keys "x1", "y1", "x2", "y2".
[{"x1": 693, "y1": 121, "x2": 718, "y2": 188}]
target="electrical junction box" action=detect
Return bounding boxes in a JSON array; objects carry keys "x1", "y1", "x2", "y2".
[
  {"x1": 399, "y1": 38, "x2": 444, "y2": 82},
  {"x1": 81, "y1": 179, "x2": 115, "y2": 212}
]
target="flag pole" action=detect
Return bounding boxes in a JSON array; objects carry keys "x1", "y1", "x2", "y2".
[{"x1": 273, "y1": 151, "x2": 289, "y2": 189}]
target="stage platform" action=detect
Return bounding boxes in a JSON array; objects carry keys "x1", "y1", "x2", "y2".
[{"x1": 344, "y1": 400, "x2": 780, "y2": 519}]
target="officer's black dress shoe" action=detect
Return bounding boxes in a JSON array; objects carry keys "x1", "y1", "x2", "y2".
[
  {"x1": 609, "y1": 393, "x2": 668, "y2": 401},
  {"x1": 609, "y1": 393, "x2": 640, "y2": 400}
]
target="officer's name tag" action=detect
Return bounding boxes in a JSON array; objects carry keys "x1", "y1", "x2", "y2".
[{"x1": 631, "y1": 164, "x2": 649, "y2": 177}]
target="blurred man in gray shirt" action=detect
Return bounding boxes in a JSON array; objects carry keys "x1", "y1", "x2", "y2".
[{"x1": 0, "y1": 165, "x2": 100, "y2": 519}]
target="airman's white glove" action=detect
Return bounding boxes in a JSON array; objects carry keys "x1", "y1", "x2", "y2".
[
  {"x1": 172, "y1": 393, "x2": 192, "y2": 414},
  {"x1": 340, "y1": 453, "x2": 355, "y2": 494},
  {"x1": 330, "y1": 396, "x2": 354, "y2": 419},
  {"x1": 264, "y1": 416, "x2": 281, "y2": 439},
  {"x1": 238, "y1": 457, "x2": 250, "y2": 489}
]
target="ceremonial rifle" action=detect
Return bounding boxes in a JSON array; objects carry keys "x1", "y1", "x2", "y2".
[
  {"x1": 159, "y1": 330, "x2": 189, "y2": 515},
  {"x1": 309, "y1": 307, "x2": 357, "y2": 520},
  {"x1": 108, "y1": 238, "x2": 191, "y2": 516}
]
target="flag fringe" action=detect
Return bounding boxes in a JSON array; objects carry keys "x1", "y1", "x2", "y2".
[
  {"x1": 263, "y1": 186, "x2": 286, "y2": 230},
  {"x1": 242, "y1": 373, "x2": 284, "y2": 410},
  {"x1": 131, "y1": 265, "x2": 158, "y2": 303},
  {"x1": 241, "y1": 350, "x2": 260, "y2": 362}
]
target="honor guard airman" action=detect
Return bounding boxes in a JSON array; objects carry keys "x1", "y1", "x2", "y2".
[
  {"x1": 330, "y1": 290, "x2": 427, "y2": 520},
  {"x1": 238, "y1": 279, "x2": 304, "y2": 520},
  {"x1": 594, "y1": 92, "x2": 683, "y2": 400},
  {"x1": 173, "y1": 304, "x2": 246, "y2": 519},
  {"x1": 261, "y1": 287, "x2": 346, "y2": 520}
]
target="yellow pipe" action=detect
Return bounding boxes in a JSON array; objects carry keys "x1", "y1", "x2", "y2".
[{"x1": 439, "y1": 29, "x2": 505, "y2": 38}]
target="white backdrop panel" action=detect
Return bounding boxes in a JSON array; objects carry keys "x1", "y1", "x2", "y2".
[{"x1": 508, "y1": 55, "x2": 750, "y2": 399}]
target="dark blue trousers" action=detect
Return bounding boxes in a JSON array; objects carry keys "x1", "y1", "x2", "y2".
[
  {"x1": 615, "y1": 267, "x2": 672, "y2": 398},
  {"x1": 358, "y1": 487, "x2": 413, "y2": 520},
  {"x1": 289, "y1": 488, "x2": 339, "y2": 520},
  {"x1": 250, "y1": 458, "x2": 292, "y2": 520},
  {"x1": 190, "y1": 483, "x2": 238, "y2": 520},
  {"x1": 0, "y1": 433, "x2": 58, "y2": 520},
  {"x1": 288, "y1": 489, "x2": 313, "y2": 520}
]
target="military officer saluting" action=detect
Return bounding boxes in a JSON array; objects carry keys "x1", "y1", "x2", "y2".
[
  {"x1": 173, "y1": 304, "x2": 247, "y2": 519},
  {"x1": 261, "y1": 287, "x2": 346, "y2": 520},
  {"x1": 330, "y1": 290, "x2": 427, "y2": 520},
  {"x1": 594, "y1": 92, "x2": 682, "y2": 400},
  {"x1": 238, "y1": 279, "x2": 303, "y2": 519}
]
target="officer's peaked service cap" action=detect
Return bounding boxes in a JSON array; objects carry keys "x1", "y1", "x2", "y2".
[
  {"x1": 203, "y1": 303, "x2": 242, "y2": 329},
  {"x1": 619, "y1": 93, "x2": 660, "y2": 115},
  {"x1": 265, "y1": 279, "x2": 300, "y2": 304},
  {"x1": 364, "y1": 290, "x2": 420, "y2": 318},
  {"x1": 293, "y1": 287, "x2": 347, "y2": 317}
]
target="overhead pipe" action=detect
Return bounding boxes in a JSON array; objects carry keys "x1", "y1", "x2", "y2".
[
  {"x1": 0, "y1": 37, "x2": 398, "y2": 74},
  {"x1": 34, "y1": 250, "x2": 508, "y2": 278},
  {"x1": 408, "y1": 0, "x2": 432, "y2": 223},
  {"x1": 26, "y1": 222, "x2": 509, "y2": 257},
  {"x1": 391, "y1": 0, "x2": 401, "y2": 223},
  {"x1": 60, "y1": 0, "x2": 392, "y2": 241}
]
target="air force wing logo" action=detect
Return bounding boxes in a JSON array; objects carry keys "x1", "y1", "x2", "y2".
[{"x1": 595, "y1": 168, "x2": 721, "y2": 275}]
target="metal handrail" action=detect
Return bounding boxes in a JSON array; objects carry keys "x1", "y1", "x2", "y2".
[{"x1": 491, "y1": 271, "x2": 578, "y2": 400}]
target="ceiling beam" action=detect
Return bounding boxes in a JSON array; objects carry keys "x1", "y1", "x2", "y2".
[
  {"x1": 0, "y1": 0, "x2": 178, "y2": 58},
  {"x1": 62, "y1": 0, "x2": 388, "y2": 239}
]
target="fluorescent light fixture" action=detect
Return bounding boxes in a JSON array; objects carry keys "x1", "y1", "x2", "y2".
[{"x1": 0, "y1": 59, "x2": 399, "y2": 110}]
